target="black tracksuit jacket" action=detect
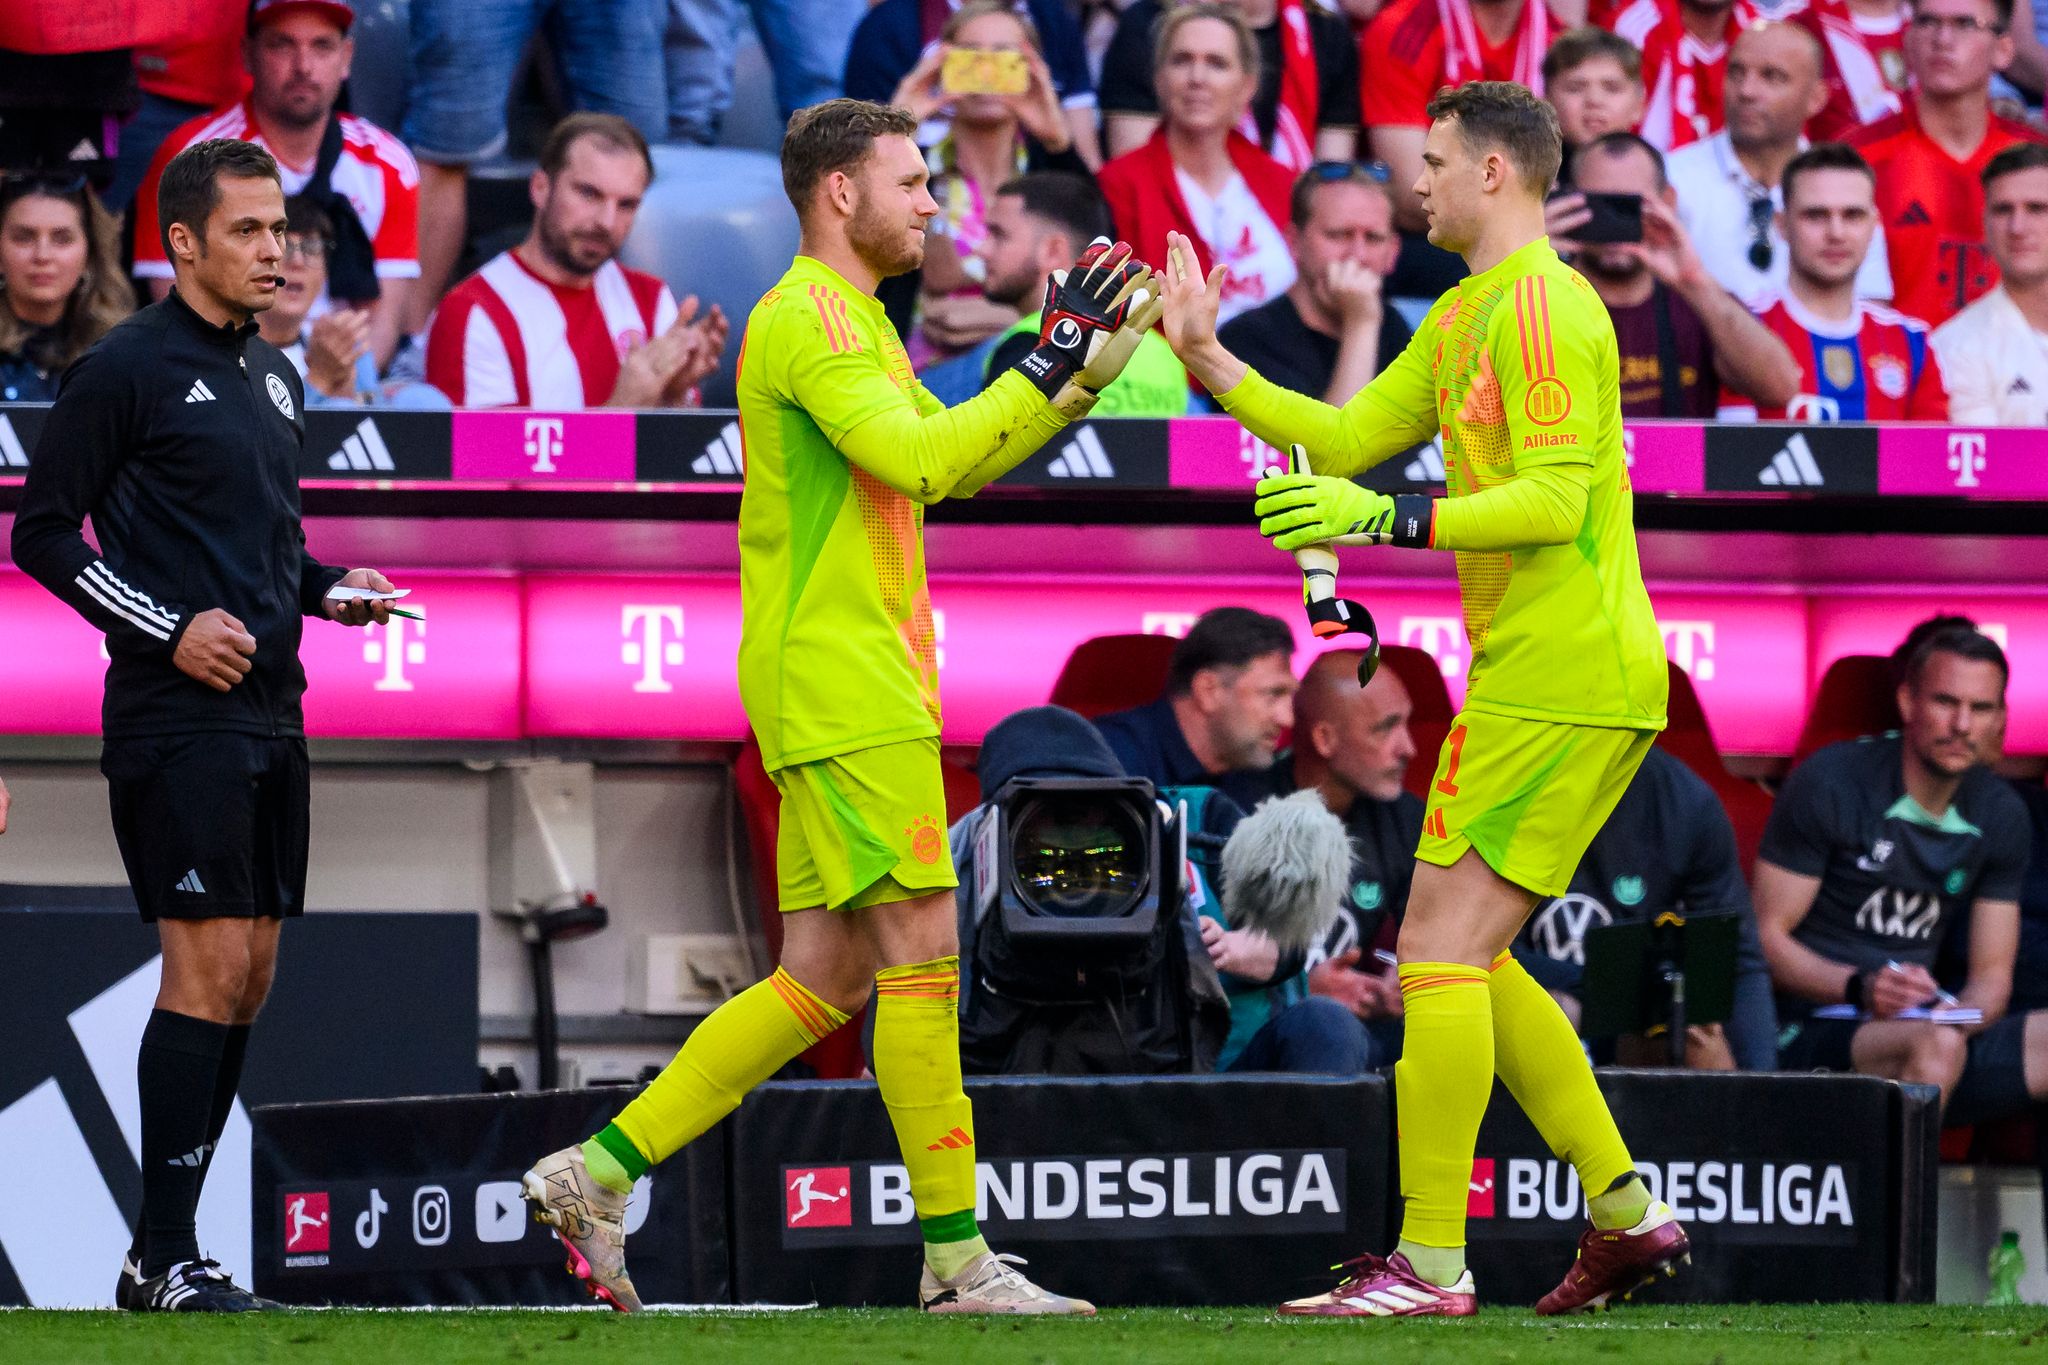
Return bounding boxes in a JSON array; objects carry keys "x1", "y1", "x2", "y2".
[{"x1": 10, "y1": 290, "x2": 346, "y2": 739}]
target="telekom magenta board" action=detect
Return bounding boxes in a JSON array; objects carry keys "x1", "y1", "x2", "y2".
[
  {"x1": 5, "y1": 570, "x2": 2040, "y2": 753},
  {"x1": 0, "y1": 572, "x2": 522, "y2": 740},
  {"x1": 1809, "y1": 594, "x2": 2048, "y2": 753}
]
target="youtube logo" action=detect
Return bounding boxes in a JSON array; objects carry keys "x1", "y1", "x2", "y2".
[
  {"x1": 1468, "y1": 1159, "x2": 1496, "y2": 1219},
  {"x1": 475, "y1": 1181, "x2": 527, "y2": 1244}
]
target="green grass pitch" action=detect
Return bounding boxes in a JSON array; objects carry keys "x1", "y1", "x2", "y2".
[{"x1": 3, "y1": 1304, "x2": 2045, "y2": 1365}]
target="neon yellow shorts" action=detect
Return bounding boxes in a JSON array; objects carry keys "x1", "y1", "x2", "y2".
[
  {"x1": 1415, "y1": 709, "x2": 1655, "y2": 898},
  {"x1": 769, "y1": 737, "x2": 958, "y2": 912}
]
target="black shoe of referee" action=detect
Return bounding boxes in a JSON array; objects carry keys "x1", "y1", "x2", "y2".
[
  {"x1": 116, "y1": 1252, "x2": 145, "y2": 1311},
  {"x1": 134, "y1": 1257, "x2": 281, "y2": 1312}
]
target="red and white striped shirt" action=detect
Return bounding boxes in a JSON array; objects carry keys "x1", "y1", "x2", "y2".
[
  {"x1": 1792, "y1": 0, "x2": 1909, "y2": 142},
  {"x1": 1611, "y1": 0, "x2": 1761, "y2": 151},
  {"x1": 132, "y1": 99, "x2": 420, "y2": 288},
  {"x1": 424, "y1": 250, "x2": 680, "y2": 408}
]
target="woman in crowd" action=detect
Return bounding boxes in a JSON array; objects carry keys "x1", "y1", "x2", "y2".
[
  {"x1": 891, "y1": 0, "x2": 1089, "y2": 370},
  {"x1": 1097, "y1": 3, "x2": 1295, "y2": 328},
  {"x1": 0, "y1": 173, "x2": 129, "y2": 401}
]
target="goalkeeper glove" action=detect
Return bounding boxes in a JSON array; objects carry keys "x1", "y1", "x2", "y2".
[
  {"x1": 1253, "y1": 473, "x2": 1435, "y2": 553},
  {"x1": 1010, "y1": 238, "x2": 1163, "y2": 419}
]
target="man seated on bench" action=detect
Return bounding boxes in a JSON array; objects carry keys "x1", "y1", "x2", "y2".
[{"x1": 1757, "y1": 627, "x2": 2040, "y2": 1179}]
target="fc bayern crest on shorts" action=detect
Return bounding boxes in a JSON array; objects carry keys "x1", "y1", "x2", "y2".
[{"x1": 267, "y1": 372, "x2": 295, "y2": 420}]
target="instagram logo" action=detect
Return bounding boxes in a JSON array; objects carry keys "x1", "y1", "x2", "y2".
[{"x1": 413, "y1": 1185, "x2": 451, "y2": 1246}]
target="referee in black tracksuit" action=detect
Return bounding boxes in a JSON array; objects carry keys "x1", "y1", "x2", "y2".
[{"x1": 11, "y1": 139, "x2": 397, "y2": 1313}]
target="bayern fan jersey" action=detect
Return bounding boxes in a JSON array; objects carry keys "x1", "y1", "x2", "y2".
[
  {"x1": 1610, "y1": 0, "x2": 1760, "y2": 150},
  {"x1": 1794, "y1": 0, "x2": 1909, "y2": 141},
  {"x1": 1850, "y1": 101, "x2": 2048, "y2": 325},
  {"x1": 1733, "y1": 292, "x2": 1947, "y2": 420}
]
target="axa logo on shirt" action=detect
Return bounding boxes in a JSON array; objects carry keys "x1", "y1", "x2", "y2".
[
  {"x1": 781, "y1": 1150, "x2": 1345, "y2": 1246},
  {"x1": 1473, "y1": 1158, "x2": 1854, "y2": 1231},
  {"x1": 1854, "y1": 887, "x2": 1942, "y2": 940},
  {"x1": 621, "y1": 605, "x2": 685, "y2": 693}
]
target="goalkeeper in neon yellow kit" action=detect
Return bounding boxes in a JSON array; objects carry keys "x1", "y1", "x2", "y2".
[
  {"x1": 519, "y1": 99, "x2": 1158, "y2": 1315},
  {"x1": 1162, "y1": 82, "x2": 1685, "y2": 1318}
]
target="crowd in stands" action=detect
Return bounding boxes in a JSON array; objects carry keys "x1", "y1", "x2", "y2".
[{"x1": 4, "y1": 0, "x2": 2048, "y2": 420}]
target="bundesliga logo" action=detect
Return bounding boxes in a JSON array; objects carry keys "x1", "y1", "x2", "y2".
[{"x1": 786, "y1": 1167, "x2": 853, "y2": 1229}]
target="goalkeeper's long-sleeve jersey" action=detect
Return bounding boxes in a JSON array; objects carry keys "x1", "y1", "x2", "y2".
[
  {"x1": 734, "y1": 255, "x2": 1069, "y2": 770},
  {"x1": 1220, "y1": 237, "x2": 1667, "y2": 732}
]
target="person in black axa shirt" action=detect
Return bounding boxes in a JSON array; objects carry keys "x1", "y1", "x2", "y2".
[
  {"x1": 1757, "y1": 626, "x2": 2035, "y2": 1138},
  {"x1": 11, "y1": 138, "x2": 401, "y2": 1314}
]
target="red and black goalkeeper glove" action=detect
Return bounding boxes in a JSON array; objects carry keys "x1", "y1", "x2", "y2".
[{"x1": 1009, "y1": 237, "x2": 1158, "y2": 404}]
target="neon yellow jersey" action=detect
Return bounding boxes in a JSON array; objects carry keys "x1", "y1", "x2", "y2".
[
  {"x1": 735, "y1": 255, "x2": 1066, "y2": 769},
  {"x1": 1219, "y1": 237, "x2": 1666, "y2": 731}
]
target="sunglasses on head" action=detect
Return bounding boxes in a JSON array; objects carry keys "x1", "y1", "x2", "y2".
[
  {"x1": 0, "y1": 170, "x2": 90, "y2": 204},
  {"x1": 1309, "y1": 159, "x2": 1393, "y2": 186}
]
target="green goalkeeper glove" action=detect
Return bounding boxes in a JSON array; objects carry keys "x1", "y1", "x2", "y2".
[{"x1": 1253, "y1": 473, "x2": 1435, "y2": 553}]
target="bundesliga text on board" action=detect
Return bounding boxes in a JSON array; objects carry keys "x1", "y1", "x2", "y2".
[
  {"x1": 1468, "y1": 1157, "x2": 1856, "y2": 1244},
  {"x1": 780, "y1": 1149, "x2": 1346, "y2": 1248}
]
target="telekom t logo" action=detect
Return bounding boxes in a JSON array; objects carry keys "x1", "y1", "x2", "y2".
[
  {"x1": 1660, "y1": 620, "x2": 1716, "y2": 682},
  {"x1": 1948, "y1": 433, "x2": 1986, "y2": 489},
  {"x1": 1399, "y1": 617, "x2": 1467, "y2": 678},
  {"x1": 1238, "y1": 428, "x2": 1281, "y2": 481},
  {"x1": 364, "y1": 614, "x2": 425, "y2": 692},
  {"x1": 622, "y1": 605, "x2": 685, "y2": 693},
  {"x1": 524, "y1": 417, "x2": 565, "y2": 474},
  {"x1": 1142, "y1": 612, "x2": 1200, "y2": 638}
]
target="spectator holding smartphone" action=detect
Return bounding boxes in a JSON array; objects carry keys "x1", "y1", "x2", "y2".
[
  {"x1": 1548, "y1": 132, "x2": 1799, "y2": 417},
  {"x1": 891, "y1": 1, "x2": 1089, "y2": 370}
]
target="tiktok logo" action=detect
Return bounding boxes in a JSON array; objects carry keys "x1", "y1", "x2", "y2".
[
  {"x1": 355, "y1": 1189, "x2": 389, "y2": 1249},
  {"x1": 621, "y1": 605, "x2": 685, "y2": 693},
  {"x1": 363, "y1": 614, "x2": 425, "y2": 692},
  {"x1": 523, "y1": 417, "x2": 565, "y2": 474},
  {"x1": 1948, "y1": 433, "x2": 1986, "y2": 489},
  {"x1": 1142, "y1": 612, "x2": 1200, "y2": 638},
  {"x1": 1659, "y1": 620, "x2": 1716, "y2": 682},
  {"x1": 1399, "y1": 616, "x2": 1468, "y2": 679}
]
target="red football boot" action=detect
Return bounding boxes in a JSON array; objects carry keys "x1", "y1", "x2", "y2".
[
  {"x1": 1535, "y1": 1199, "x2": 1691, "y2": 1315},
  {"x1": 1278, "y1": 1252, "x2": 1478, "y2": 1317}
]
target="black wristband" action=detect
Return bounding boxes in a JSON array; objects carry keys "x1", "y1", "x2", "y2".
[
  {"x1": 1844, "y1": 970, "x2": 1867, "y2": 1007},
  {"x1": 1390, "y1": 495, "x2": 1435, "y2": 549},
  {"x1": 1012, "y1": 342, "x2": 1079, "y2": 401}
]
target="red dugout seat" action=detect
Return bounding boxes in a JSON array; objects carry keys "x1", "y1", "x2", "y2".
[
  {"x1": 1794, "y1": 655, "x2": 1901, "y2": 766},
  {"x1": 1372, "y1": 645, "x2": 1456, "y2": 800},
  {"x1": 1047, "y1": 633, "x2": 1178, "y2": 719},
  {"x1": 732, "y1": 733, "x2": 982, "y2": 1080},
  {"x1": 1656, "y1": 661, "x2": 1774, "y2": 875}
]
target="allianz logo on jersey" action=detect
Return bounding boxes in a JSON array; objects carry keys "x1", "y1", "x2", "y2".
[
  {"x1": 781, "y1": 1149, "x2": 1346, "y2": 1246},
  {"x1": 1471, "y1": 1158, "x2": 1854, "y2": 1231}
]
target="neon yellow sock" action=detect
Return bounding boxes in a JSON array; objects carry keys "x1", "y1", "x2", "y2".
[
  {"x1": 607, "y1": 967, "x2": 848, "y2": 1172},
  {"x1": 872, "y1": 956, "x2": 986, "y2": 1276},
  {"x1": 1487, "y1": 952, "x2": 1643, "y2": 1228},
  {"x1": 1394, "y1": 962, "x2": 1494, "y2": 1279}
]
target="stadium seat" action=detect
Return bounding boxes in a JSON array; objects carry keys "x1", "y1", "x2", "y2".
[
  {"x1": 1374, "y1": 645, "x2": 1455, "y2": 800},
  {"x1": 733, "y1": 735, "x2": 984, "y2": 1080},
  {"x1": 619, "y1": 145, "x2": 802, "y2": 406},
  {"x1": 1794, "y1": 655, "x2": 1901, "y2": 766},
  {"x1": 1656, "y1": 661, "x2": 1775, "y2": 874},
  {"x1": 1048, "y1": 633, "x2": 1178, "y2": 719}
]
